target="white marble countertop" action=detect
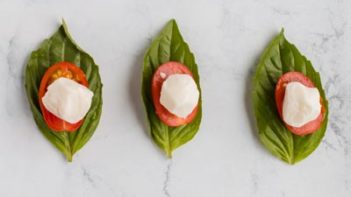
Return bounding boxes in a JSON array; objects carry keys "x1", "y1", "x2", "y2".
[{"x1": 0, "y1": 0, "x2": 350, "y2": 196}]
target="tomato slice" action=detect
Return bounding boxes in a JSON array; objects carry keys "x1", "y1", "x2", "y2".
[
  {"x1": 275, "y1": 72, "x2": 325, "y2": 136},
  {"x1": 151, "y1": 62, "x2": 199, "y2": 127},
  {"x1": 38, "y1": 62, "x2": 89, "y2": 132}
]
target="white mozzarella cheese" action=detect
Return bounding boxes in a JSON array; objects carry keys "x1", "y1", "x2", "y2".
[
  {"x1": 42, "y1": 77, "x2": 94, "y2": 124},
  {"x1": 160, "y1": 74, "x2": 199, "y2": 118},
  {"x1": 282, "y1": 82, "x2": 321, "y2": 127}
]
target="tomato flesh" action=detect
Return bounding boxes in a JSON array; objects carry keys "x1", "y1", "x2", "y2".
[
  {"x1": 151, "y1": 62, "x2": 199, "y2": 127},
  {"x1": 38, "y1": 62, "x2": 89, "y2": 132},
  {"x1": 275, "y1": 72, "x2": 325, "y2": 136}
]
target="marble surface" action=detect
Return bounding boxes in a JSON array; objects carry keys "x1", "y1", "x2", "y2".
[{"x1": 0, "y1": 0, "x2": 350, "y2": 196}]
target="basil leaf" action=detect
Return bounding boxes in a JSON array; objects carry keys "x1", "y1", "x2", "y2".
[
  {"x1": 142, "y1": 19, "x2": 202, "y2": 157},
  {"x1": 24, "y1": 21, "x2": 103, "y2": 161},
  {"x1": 252, "y1": 30, "x2": 328, "y2": 164}
]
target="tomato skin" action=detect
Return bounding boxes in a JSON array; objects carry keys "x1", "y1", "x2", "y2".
[
  {"x1": 38, "y1": 62, "x2": 89, "y2": 132},
  {"x1": 275, "y1": 72, "x2": 325, "y2": 136},
  {"x1": 151, "y1": 62, "x2": 199, "y2": 127}
]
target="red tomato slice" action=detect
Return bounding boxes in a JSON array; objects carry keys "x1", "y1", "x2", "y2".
[
  {"x1": 151, "y1": 62, "x2": 199, "y2": 127},
  {"x1": 275, "y1": 72, "x2": 325, "y2": 136},
  {"x1": 38, "y1": 62, "x2": 89, "y2": 132}
]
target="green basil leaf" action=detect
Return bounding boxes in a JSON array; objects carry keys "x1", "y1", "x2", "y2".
[
  {"x1": 142, "y1": 19, "x2": 202, "y2": 157},
  {"x1": 252, "y1": 30, "x2": 329, "y2": 164},
  {"x1": 24, "y1": 21, "x2": 103, "y2": 161}
]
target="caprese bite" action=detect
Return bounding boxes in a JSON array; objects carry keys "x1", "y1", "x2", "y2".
[
  {"x1": 151, "y1": 61, "x2": 200, "y2": 127},
  {"x1": 39, "y1": 62, "x2": 93, "y2": 132},
  {"x1": 275, "y1": 72, "x2": 325, "y2": 136}
]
